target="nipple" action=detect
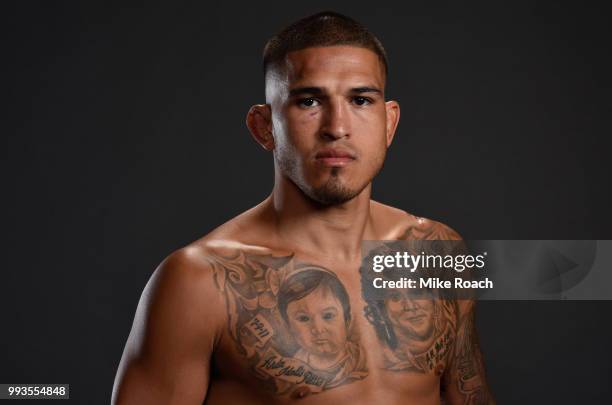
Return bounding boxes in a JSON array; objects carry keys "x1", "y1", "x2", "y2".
[{"x1": 291, "y1": 386, "x2": 312, "y2": 399}]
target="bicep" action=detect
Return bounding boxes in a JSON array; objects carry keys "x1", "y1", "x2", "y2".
[
  {"x1": 442, "y1": 301, "x2": 495, "y2": 405},
  {"x1": 112, "y1": 250, "x2": 223, "y2": 405}
]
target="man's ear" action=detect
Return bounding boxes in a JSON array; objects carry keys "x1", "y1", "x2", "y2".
[
  {"x1": 384, "y1": 100, "x2": 400, "y2": 147},
  {"x1": 246, "y1": 104, "x2": 274, "y2": 151}
]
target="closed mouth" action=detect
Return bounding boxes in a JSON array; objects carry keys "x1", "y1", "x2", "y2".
[
  {"x1": 315, "y1": 148, "x2": 356, "y2": 167},
  {"x1": 315, "y1": 148, "x2": 356, "y2": 159},
  {"x1": 402, "y1": 314, "x2": 426, "y2": 323}
]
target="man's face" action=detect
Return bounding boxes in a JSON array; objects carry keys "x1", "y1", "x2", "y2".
[
  {"x1": 286, "y1": 284, "x2": 348, "y2": 359},
  {"x1": 265, "y1": 46, "x2": 396, "y2": 205},
  {"x1": 384, "y1": 289, "x2": 435, "y2": 341}
]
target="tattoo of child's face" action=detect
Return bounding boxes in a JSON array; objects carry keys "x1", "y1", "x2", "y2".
[{"x1": 210, "y1": 251, "x2": 367, "y2": 397}]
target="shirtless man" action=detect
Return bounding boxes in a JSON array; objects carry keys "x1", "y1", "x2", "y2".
[{"x1": 112, "y1": 11, "x2": 494, "y2": 405}]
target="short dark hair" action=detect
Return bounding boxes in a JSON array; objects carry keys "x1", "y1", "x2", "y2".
[
  {"x1": 263, "y1": 11, "x2": 388, "y2": 78},
  {"x1": 278, "y1": 267, "x2": 351, "y2": 327}
]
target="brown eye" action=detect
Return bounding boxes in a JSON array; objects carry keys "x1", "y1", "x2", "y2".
[
  {"x1": 297, "y1": 315, "x2": 310, "y2": 322},
  {"x1": 352, "y1": 96, "x2": 371, "y2": 106},
  {"x1": 298, "y1": 98, "x2": 320, "y2": 108}
]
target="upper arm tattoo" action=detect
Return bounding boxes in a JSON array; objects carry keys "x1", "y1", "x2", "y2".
[
  {"x1": 446, "y1": 308, "x2": 494, "y2": 404},
  {"x1": 209, "y1": 251, "x2": 367, "y2": 398}
]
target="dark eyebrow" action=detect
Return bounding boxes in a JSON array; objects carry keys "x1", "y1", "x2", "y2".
[
  {"x1": 350, "y1": 87, "x2": 382, "y2": 95},
  {"x1": 288, "y1": 86, "x2": 383, "y2": 97},
  {"x1": 288, "y1": 87, "x2": 324, "y2": 97}
]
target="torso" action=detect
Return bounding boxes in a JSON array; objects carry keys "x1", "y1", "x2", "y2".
[{"x1": 196, "y1": 202, "x2": 460, "y2": 405}]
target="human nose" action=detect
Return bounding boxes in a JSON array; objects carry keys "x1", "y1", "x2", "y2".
[
  {"x1": 310, "y1": 316, "x2": 327, "y2": 335},
  {"x1": 403, "y1": 298, "x2": 420, "y2": 312},
  {"x1": 321, "y1": 98, "x2": 350, "y2": 141}
]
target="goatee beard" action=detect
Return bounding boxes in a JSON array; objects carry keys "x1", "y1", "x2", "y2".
[{"x1": 310, "y1": 168, "x2": 360, "y2": 205}]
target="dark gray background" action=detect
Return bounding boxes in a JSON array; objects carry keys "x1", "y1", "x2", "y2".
[{"x1": 2, "y1": 1, "x2": 611, "y2": 404}]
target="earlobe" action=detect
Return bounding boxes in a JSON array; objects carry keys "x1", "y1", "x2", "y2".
[
  {"x1": 385, "y1": 101, "x2": 400, "y2": 147},
  {"x1": 246, "y1": 104, "x2": 275, "y2": 151}
]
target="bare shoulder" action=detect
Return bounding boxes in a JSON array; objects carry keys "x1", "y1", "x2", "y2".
[
  {"x1": 112, "y1": 245, "x2": 227, "y2": 404},
  {"x1": 398, "y1": 215, "x2": 462, "y2": 241},
  {"x1": 158, "y1": 199, "x2": 281, "y2": 295},
  {"x1": 370, "y1": 200, "x2": 462, "y2": 241},
  {"x1": 132, "y1": 243, "x2": 228, "y2": 344},
  {"x1": 154, "y1": 234, "x2": 278, "y2": 303},
  {"x1": 152, "y1": 243, "x2": 218, "y2": 291}
]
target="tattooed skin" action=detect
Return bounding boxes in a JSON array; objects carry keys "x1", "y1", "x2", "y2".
[
  {"x1": 452, "y1": 309, "x2": 492, "y2": 404},
  {"x1": 361, "y1": 277, "x2": 458, "y2": 374},
  {"x1": 208, "y1": 251, "x2": 367, "y2": 398},
  {"x1": 205, "y1": 217, "x2": 492, "y2": 403},
  {"x1": 361, "y1": 219, "x2": 462, "y2": 375}
]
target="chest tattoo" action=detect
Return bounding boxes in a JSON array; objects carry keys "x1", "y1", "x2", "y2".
[
  {"x1": 209, "y1": 251, "x2": 368, "y2": 398},
  {"x1": 360, "y1": 243, "x2": 458, "y2": 374}
]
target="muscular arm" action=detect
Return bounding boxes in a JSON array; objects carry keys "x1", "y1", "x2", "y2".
[
  {"x1": 112, "y1": 247, "x2": 224, "y2": 404},
  {"x1": 442, "y1": 301, "x2": 495, "y2": 405}
]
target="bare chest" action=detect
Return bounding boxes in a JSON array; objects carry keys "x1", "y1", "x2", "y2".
[{"x1": 208, "y1": 250, "x2": 458, "y2": 400}]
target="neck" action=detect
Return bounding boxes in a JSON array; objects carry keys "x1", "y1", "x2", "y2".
[{"x1": 266, "y1": 173, "x2": 373, "y2": 262}]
